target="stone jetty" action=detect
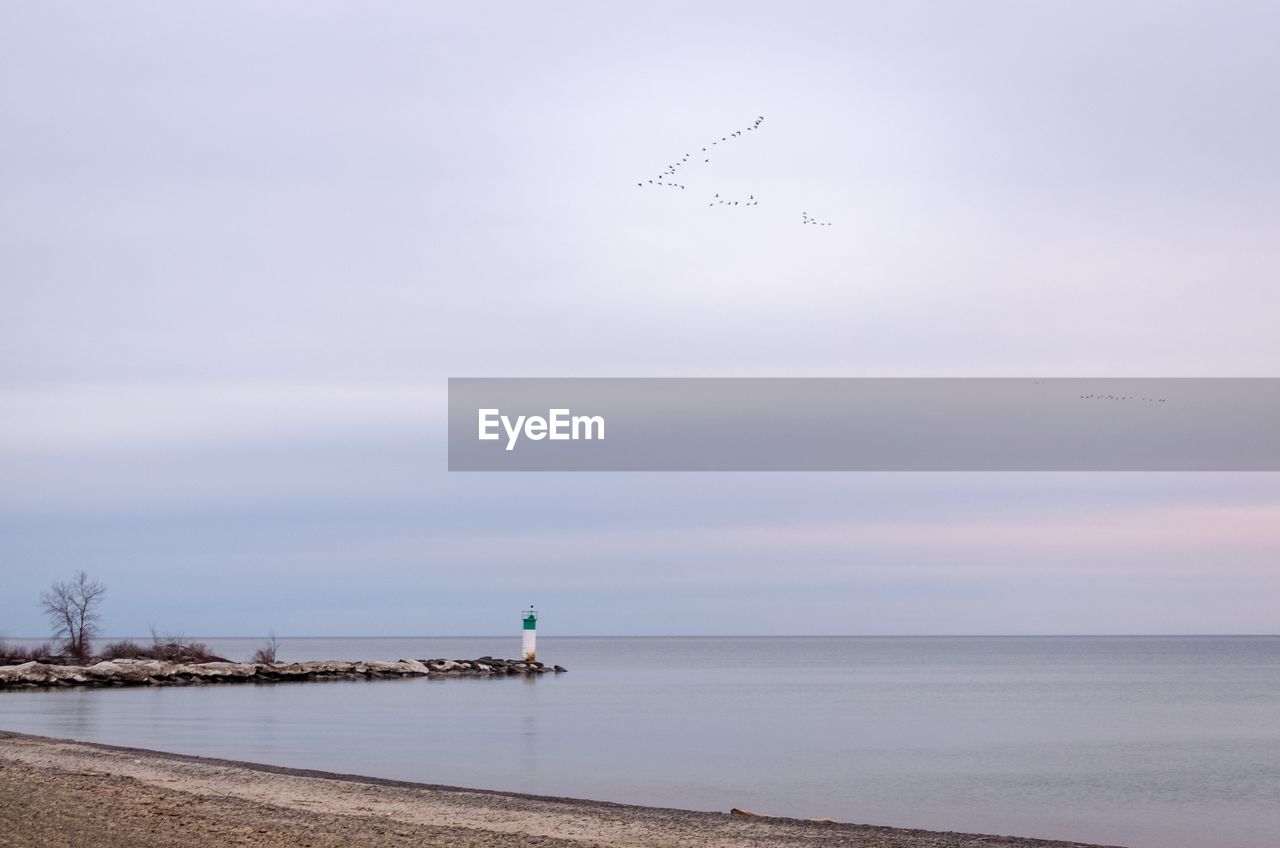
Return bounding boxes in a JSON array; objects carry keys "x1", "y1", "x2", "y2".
[{"x1": 0, "y1": 657, "x2": 567, "y2": 690}]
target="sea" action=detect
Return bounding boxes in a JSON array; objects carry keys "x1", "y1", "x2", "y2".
[{"x1": 1, "y1": 636, "x2": 1277, "y2": 848}]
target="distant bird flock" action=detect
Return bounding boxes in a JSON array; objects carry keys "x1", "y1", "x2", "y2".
[
  {"x1": 636, "y1": 115, "x2": 832, "y2": 226},
  {"x1": 635, "y1": 125, "x2": 1182, "y2": 409},
  {"x1": 1079, "y1": 394, "x2": 1167, "y2": 403},
  {"x1": 710, "y1": 193, "x2": 757, "y2": 208}
]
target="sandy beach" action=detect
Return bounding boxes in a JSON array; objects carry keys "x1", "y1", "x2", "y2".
[{"x1": 0, "y1": 731, "x2": 1115, "y2": 848}]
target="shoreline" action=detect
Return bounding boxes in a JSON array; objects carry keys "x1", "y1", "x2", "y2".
[{"x1": 0, "y1": 731, "x2": 1117, "y2": 848}]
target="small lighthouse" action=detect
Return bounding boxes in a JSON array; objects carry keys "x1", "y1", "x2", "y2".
[{"x1": 522, "y1": 606, "x2": 537, "y2": 661}]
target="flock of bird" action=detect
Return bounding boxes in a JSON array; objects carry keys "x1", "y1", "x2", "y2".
[
  {"x1": 636, "y1": 115, "x2": 832, "y2": 226},
  {"x1": 710, "y1": 193, "x2": 758, "y2": 207},
  {"x1": 1079, "y1": 394, "x2": 1167, "y2": 403}
]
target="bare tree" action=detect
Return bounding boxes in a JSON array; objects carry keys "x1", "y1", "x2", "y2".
[{"x1": 40, "y1": 571, "x2": 106, "y2": 662}]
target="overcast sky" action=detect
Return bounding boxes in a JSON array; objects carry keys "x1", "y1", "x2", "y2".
[{"x1": 2, "y1": 2, "x2": 1278, "y2": 637}]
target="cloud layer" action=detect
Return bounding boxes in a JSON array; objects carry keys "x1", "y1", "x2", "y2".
[{"x1": 2, "y1": 2, "x2": 1278, "y2": 635}]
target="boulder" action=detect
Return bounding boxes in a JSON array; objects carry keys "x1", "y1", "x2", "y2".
[{"x1": 396, "y1": 659, "x2": 430, "y2": 675}]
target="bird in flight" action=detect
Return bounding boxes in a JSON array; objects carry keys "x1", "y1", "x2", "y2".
[{"x1": 635, "y1": 116, "x2": 832, "y2": 226}]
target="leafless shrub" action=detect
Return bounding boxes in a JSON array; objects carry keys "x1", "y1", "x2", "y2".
[
  {"x1": 101, "y1": 626, "x2": 227, "y2": 664},
  {"x1": 100, "y1": 640, "x2": 148, "y2": 660},
  {"x1": 40, "y1": 571, "x2": 106, "y2": 662},
  {"x1": 99, "y1": 636, "x2": 226, "y2": 663},
  {"x1": 252, "y1": 632, "x2": 280, "y2": 665},
  {"x1": 0, "y1": 641, "x2": 53, "y2": 665}
]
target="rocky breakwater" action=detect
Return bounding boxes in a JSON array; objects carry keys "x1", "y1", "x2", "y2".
[{"x1": 0, "y1": 656, "x2": 567, "y2": 690}]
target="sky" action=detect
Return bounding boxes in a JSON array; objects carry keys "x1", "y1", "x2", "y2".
[{"x1": 2, "y1": 2, "x2": 1278, "y2": 637}]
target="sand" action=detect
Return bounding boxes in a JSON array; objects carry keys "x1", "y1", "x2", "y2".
[{"x1": 0, "y1": 731, "x2": 1116, "y2": 848}]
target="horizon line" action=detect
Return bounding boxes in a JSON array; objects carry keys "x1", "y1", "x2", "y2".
[{"x1": 5, "y1": 633, "x2": 1279, "y2": 640}]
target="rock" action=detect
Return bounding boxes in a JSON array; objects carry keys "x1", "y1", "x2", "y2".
[
  {"x1": 0, "y1": 662, "x2": 46, "y2": 685},
  {"x1": 396, "y1": 659, "x2": 430, "y2": 674},
  {"x1": 553, "y1": 665, "x2": 567, "y2": 672},
  {"x1": 84, "y1": 661, "x2": 153, "y2": 684},
  {"x1": 0, "y1": 656, "x2": 565, "y2": 689}
]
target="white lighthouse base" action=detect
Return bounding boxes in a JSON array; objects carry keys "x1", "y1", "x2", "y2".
[{"x1": 522, "y1": 630, "x2": 537, "y2": 661}]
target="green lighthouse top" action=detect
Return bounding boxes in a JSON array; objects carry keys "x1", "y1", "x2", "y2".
[{"x1": 522, "y1": 606, "x2": 537, "y2": 629}]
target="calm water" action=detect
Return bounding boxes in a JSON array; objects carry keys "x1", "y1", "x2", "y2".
[{"x1": 1, "y1": 636, "x2": 1277, "y2": 848}]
